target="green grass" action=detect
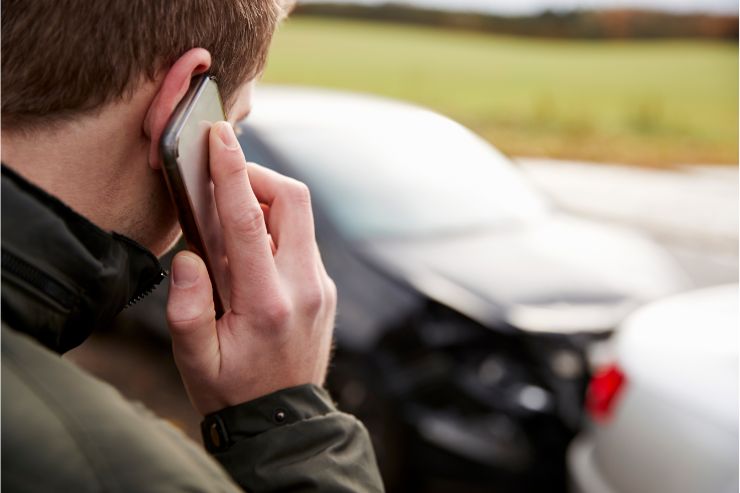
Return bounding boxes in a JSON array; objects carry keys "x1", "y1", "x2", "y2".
[{"x1": 262, "y1": 17, "x2": 738, "y2": 166}]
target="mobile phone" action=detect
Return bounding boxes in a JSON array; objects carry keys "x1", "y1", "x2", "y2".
[{"x1": 160, "y1": 74, "x2": 230, "y2": 318}]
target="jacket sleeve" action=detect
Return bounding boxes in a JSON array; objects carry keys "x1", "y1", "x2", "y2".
[{"x1": 201, "y1": 384, "x2": 385, "y2": 492}]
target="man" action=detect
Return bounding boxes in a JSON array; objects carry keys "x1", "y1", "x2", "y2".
[{"x1": 1, "y1": 1, "x2": 384, "y2": 491}]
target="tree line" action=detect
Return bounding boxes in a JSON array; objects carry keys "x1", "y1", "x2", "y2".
[{"x1": 293, "y1": 3, "x2": 739, "y2": 40}]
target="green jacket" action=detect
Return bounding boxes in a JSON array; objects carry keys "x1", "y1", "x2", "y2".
[{"x1": 1, "y1": 165, "x2": 384, "y2": 492}]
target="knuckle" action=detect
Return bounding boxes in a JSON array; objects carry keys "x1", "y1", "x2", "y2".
[
  {"x1": 263, "y1": 295, "x2": 291, "y2": 327},
  {"x1": 225, "y1": 157, "x2": 246, "y2": 176},
  {"x1": 228, "y1": 204, "x2": 265, "y2": 238},
  {"x1": 286, "y1": 179, "x2": 311, "y2": 206},
  {"x1": 298, "y1": 278, "x2": 325, "y2": 315},
  {"x1": 166, "y1": 304, "x2": 215, "y2": 335},
  {"x1": 325, "y1": 277, "x2": 338, "y2": 306},
  {"x1": 214, "y1": 154, "x2": 246, "y2": 182}
]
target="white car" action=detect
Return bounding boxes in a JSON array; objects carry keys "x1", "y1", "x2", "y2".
[{"x1": 568, "y1": 284, "x2": 739, "y2": 493}]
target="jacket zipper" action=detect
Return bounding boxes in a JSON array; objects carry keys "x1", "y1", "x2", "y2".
[
  {"x1": 1, "y1": 249, "x2": 78, "y2": 309},
  {"x1": 2, "y1": 248, "x2": 166, "y2": 310},
  {"x1": 111, "y1": 233, "x2": 168, "y2": 308},
  {"x1": 124, "y1": 269, "x2": 167, "y2": 308}
]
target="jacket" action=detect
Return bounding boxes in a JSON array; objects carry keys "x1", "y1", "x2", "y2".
[{"x1": 1, "y1": 164, "x2": 384, "y2": 492}]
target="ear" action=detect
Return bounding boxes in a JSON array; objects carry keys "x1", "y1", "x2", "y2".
[{"x1": 143, "y1": 48, "x2": 212, "y2": 169}]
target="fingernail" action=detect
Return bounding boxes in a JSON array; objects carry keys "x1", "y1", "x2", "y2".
[
  {"x1": 216, "y1": 122, "x2": 239, "y2": 150},
  {"x1": 172, "y1": 254, "x2": 199, "y2": 287}
]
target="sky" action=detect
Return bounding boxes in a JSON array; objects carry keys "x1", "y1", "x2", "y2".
[{"x1": 301, "y1": 0, "x2": 739, "y2": 16}]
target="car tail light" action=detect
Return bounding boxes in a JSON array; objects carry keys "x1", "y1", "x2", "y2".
[{"x1": 585, "y1": 364, "x2": 626, "y2": 422}]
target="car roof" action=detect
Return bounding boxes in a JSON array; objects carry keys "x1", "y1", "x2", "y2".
[{"x1": 246, "y1": 84, "x2": 467, "y2": 135}]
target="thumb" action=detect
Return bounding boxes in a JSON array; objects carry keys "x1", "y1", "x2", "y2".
[{"x1": 166, "y1": 251, "x2": 219, "y2": 375}]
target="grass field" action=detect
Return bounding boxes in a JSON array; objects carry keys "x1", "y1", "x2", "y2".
[{"x1": 262, "y1": 17, "x2": 738, "y2": 166}]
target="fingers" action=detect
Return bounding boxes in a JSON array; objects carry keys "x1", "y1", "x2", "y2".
[
  {"x1": 167, "y1": 124, "x2": 339, "y2": 415},
  {"x1": 209, "y1": 122, "x2": 280, "y2": 314},
  {"x1": 246, "y1": 162, "x2": 317, "y2": 261},
  {"x1": 166, "y1": 251, "x2": 220, "y2": 376}
]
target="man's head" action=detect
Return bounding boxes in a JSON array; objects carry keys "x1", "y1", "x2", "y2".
[
  {"x1": 2, "y1": 0, "x2": 284, "y2": 127},
  {"x1": 1, "y1": 0, "x2": 288, "y2": 255}
]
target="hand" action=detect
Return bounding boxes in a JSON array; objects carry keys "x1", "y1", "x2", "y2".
[{"x1": 166, "y1": 121, "x2": 337, "y2": 416}]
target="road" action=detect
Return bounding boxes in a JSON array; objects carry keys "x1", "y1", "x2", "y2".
[{"x1": 518, "y1": 158, "x2": 738, "y2": 288}]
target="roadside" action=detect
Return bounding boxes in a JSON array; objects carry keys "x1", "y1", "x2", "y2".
[
  {"x1": 264, "y1": 18, "x2": 739, "y2": 167},
  {"x1": 517, "y1": 158, "x2": 739, "y2": 288}
]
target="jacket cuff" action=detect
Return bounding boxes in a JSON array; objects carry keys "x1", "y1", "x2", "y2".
[{"x1": 200, "y1": 384, "x2": 336, "y2": 453}]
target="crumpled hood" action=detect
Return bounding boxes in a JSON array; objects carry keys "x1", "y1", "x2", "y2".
[
  {"x1": 1, "y1": 165, "x2": 166, "y2": 353},
  {"x1": 363, "y1": 214, "x2": 688, "y2": 333}
]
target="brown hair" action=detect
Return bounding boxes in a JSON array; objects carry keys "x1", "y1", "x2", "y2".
[{"x1": 1, "y1": 0, "x2": 287, "y2": 130}]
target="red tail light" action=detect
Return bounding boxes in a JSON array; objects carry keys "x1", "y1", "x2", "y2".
[{"x1": 585, "y1": 364, "x2": 626, "y2": 422}]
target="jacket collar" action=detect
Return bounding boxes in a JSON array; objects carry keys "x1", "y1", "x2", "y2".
[{"x1": 1, "y1": 165, "x2": 166, "y2": 353}]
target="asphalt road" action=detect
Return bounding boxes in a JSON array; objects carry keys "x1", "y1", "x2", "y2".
[{"x1": 518, "y1": 158, "x2": 739, "y2": 289}]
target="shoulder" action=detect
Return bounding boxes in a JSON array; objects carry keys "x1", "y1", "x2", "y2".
[{"x1": 2, "y1": 325, "x2": 241, "y2": 493}]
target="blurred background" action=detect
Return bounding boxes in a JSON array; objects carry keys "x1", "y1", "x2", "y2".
[
  {"x1": 271, "y1": 0, "x2": 737, "y2": 167},
  {"x1": 68, "y1": 1, "x2": 738, "y2": 492}
]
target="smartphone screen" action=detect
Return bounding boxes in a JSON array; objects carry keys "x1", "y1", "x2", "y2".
[{"x1": 160, "y1": 75, "x2": 230, "y2": 317}]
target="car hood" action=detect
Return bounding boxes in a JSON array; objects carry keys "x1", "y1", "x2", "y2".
[{"x1": 362, "y1": 214, "x2": 689, "y2": 334}]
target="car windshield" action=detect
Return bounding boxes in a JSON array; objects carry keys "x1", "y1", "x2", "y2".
[{"x1": 250, "y1": 101, "x2": 548, "y2": 241}]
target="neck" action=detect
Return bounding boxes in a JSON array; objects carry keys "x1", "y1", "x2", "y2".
[
  {"x1": 1, "y1": 165, "x2": 166, "y2": 353},
  {"x1": 0, "y1": 84, "x2": 180, "y2": 256},
  {"x1": 2, "y1": 97, "x2": 150, "y2": 233}
]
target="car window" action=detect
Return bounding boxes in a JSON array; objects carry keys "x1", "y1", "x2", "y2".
[{"x1": 247, "y1": 105, "x2": 548, "y2": 240}]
